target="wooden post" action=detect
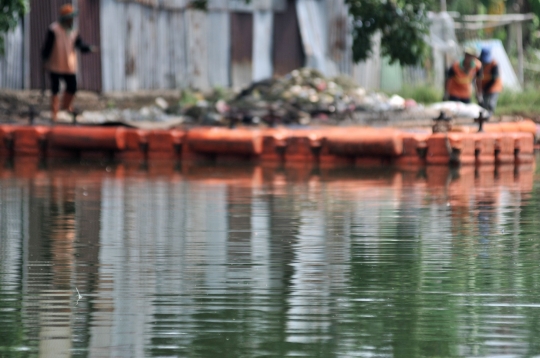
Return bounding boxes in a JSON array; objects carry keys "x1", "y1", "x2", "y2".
[{"x1": 517, "y1": 21, "x2": 524, "y2": 85}]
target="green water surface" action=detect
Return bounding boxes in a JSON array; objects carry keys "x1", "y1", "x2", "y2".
[{"x1": 1, "y1": 159, "x2": 540, "y2": 357}]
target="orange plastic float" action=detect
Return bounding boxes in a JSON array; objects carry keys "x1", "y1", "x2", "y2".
[
  {"x1": 260, "y1": 129, "x2": 289, "y2": 163},
  {"x1": 494, "y1": 134, "x2": 515, "y2": 164},
  {"x1": 426, "y1": 133, "x2": 475, "y2": 165},
  {"x1": 171, "y1": 129, "x2": 185, "y2": 156},
  {"x1": 318, "y1": 128, "x2": 358, "y2": 166},
  {"x1": 146, "y1": 129, "x2": 185, "y2": 160},
  {"x1": 318, "y1": 128, "x2": 403, "y2": 166},
  {"x1": 393, "y1": 132, "x2": 430, "y2": 167},
  {"x1": 447, "y1": 133, "x2": 476, "y2": 165},
  {"x1": 283, "y1": 129, "x2": 324, "y2": 164},
  {"x1": 517, "y1": 119, "x2": 537, "y2": 135},
  {"x1": 13, "y1": 126, "x2": 50, "y2": 157},
  {"x1": 184, "y1": 127, "x2": 263, "y2": 162},
  {"x1": 0, "y1": 123, "x2": 535, "y2": 166},
  {"x1": 49, "y1": 126, "x2": 126, "y2": 151},
  {"x1": 483, "y1": 119, "x2": 537, "y2": 136},
  {"x1": 146, "y1": 130, "x2": 176, "y2": 160},
  {"x1": 115, "y1": 128, "x2": 148, "y2": 161},
  {"x1": 512, "y1": 132, "x2": 535, "y2": 164},
  {"x1": 323, "y1": 128, "x2": 403, "y2": 156},
  {"x1": 472, "y1": 132, "x2": 496, "y2": 165},
  {"x1": 0, "y1": 126, "x2": 17, "y2": 157},
  {"x1": 48, "y1": 126, "x2": 126, "y2": 159}
]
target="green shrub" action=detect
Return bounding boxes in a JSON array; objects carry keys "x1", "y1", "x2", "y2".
[
  {"x1": 496, "y1": 90, "x2": 540, "y2": 116},
  {"x1": 395, "y1": 85, "x2": 443, "y2": 104}
]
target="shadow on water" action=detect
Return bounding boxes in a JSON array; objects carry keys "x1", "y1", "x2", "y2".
[{"x1": 0, "y1": 157, "x2": 539, "y2": 357}]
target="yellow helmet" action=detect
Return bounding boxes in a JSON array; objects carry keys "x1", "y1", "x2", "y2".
[{"x1": 463, "y1": 46, "x2": 479, "y2": 57}]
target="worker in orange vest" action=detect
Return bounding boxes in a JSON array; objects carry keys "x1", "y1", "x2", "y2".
[
  {"x1": 444, "y1": 47, "x2": 483, "y2": 105},
  {"x1": 479, "y1": 47, "x2": 502, "y2": 114},
  {"x1": 41, "y1": 4, "x2": 97, "y2": 123}
]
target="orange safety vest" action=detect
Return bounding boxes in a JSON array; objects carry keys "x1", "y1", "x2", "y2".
[
  {"x1": 46, "y1": 22, "x2": 78, "y2": 74},
  {"x1": 447, "y1": 59, "x2": 482, "y2": 99},
  {"x1": 481, "y1": 61, "x2": 503, "y2": 94}
]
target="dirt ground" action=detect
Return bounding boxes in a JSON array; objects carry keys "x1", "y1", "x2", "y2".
[
  {"x1": 0, "y1": 89, "x2": 184, "y2": 124},
  {"x1": 0, "y1": 89, "x2": 533, "y2": 130}
]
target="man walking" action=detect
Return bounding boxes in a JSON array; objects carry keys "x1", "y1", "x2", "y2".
[{"x1": 41, "y1": 4, "x2": 95, "y2": 122}]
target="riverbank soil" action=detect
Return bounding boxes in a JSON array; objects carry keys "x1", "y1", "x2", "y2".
[
  {"x1": 0, "y1": 89, "x2": 536, "y2": 130},
  {"x1": 0, "y1": 89, "x2": 183, "y2": 123}
]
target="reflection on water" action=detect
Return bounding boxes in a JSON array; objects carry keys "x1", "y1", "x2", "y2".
[{"x1": 0, "y1": 158, "x2": 540, "y2": 357}]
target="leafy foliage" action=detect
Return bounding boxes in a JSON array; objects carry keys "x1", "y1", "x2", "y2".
[
  {"x1": 345, "y1": 0, "x2": 433, "y2": 66},
  {"x1": 0, "y1": 0, "x2": 28, "y2": 55},
  {"x1": 189, "y1": 0, "x2": 208, "y2": 11}
]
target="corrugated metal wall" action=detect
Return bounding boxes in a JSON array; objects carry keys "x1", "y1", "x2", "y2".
[
  {"x1": 208, "y1": 11, "x2": 230, "y2": 88},
  {"x1": 230, "y1": 12, "x2": 253, "y2": 89},
  {"x1": 100, "y1": 0, "x2": 293, "y2": 92},
  {"x1": 78, "y1": 0, "x2": 102, "y2": 92},
  {"x1": 295, "y1": 0, "x2": 330, "y2": 75},
  {"x1": 326, "y1": 0, "x2": 352, "y2": 76},
  {"x1": 1, "y1": 0, "x2": 424, "y2": 92},
  {"x1": 0, "y1": 23, "x2": 25, "y2": 89},
  {"x1": 252, "y1": 11, "x2": 273, "y2": 82},
  {"x1": 272, "y1": 0, "x2": 304, "y2": 77},
  {"x1": 101, "y1": 0, "x2": 231, "y2": 92}
]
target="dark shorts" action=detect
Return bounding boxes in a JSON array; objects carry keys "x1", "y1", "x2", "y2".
[
  {"x1": 448, "y1": 95, "x2": 471, "y2": 104},
  {"x1": 50, "y1": 72, "x2": 77, "y2": 95}
]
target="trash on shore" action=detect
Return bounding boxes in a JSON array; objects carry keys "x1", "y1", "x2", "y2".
[
  {"x1": 44, "y1": 68, "x2": 482, "y2": 127},
  {"x1": 428, "y1": 101, "x2": 489, "y2": 119}
]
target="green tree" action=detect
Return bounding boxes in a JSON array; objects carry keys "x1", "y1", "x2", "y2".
[
  {"x1": 0, "y1": 0, "x2": 28, "y2": 55},
  {"x1": 345, "y1": 0, "x2": 434, "y2": 66}
]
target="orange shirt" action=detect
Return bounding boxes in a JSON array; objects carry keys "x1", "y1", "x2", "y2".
[
  {"x1": 481, "y1": 61, "x2": 503, "y2": 94},
  {"x1": 446, "y1": 59, "x2": 482, "y2": 99},
  {"x1": 46, "y1": 22, "x2": 78, "y2": 74}
]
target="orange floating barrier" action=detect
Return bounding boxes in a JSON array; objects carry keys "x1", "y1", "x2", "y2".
[
  {"x1": 260, "y1": 129, "x2": 289, "y2": 163},
  {"x1": 472, "y1": 132, "x2": 496, "y2": 165},
  {"x1": 49, "y1": 126, "x2": 126, "y2": 151},
  {"x1": 116, "y1": 128, "x2": 148, "y2": 161},
  {"x1": 171, "y1": 129, "x2": 185, "y2": 159},
  {"x1": 323, "y1": 128, "x2": 403, "y2": 158},
  {"x1": 426, "y1": 133, "x2": 475, "y2": 165},
  {"x1": 318, "y1": 128, "x2": 355, "y2": 166},
  {"x1": 0, "y1": 124, "x2": 533, "y2": 167},
  {"x1": 483, "y1": 119, "x2": 537, "y2": 136},
  {"x1": 147, "y1": 129, "x2": 177, "y2": 160},
  {"x1": 494, "y1": 134, "x2": 515, "y2": 164},
  {"x1": 184, "y1": 127, "x2": 263, "y2": 161},
  {"x1": 516, "y1": 119, "x2": 537, "y2": 136},
  {"x1": 394, "y1": 132, "x2": 429, "y2": 166},
  {"x1": 512, "y1": 132, "x2": 535, "y2": 164},
  {"x1": 282, "y1": 129, "x2": 324, "y2": 164},
  {"x1": 0, "y1": 126, "x2": 16, "y2": 157},
  {"x1": 13, "y1": 126, "x2": 50, "y2": 157}
]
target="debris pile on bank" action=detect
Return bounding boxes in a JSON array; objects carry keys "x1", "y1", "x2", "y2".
[
  {"x1": 46, "y1": 68, "x2": 491, "y2": 128},
  {"x1": 57, "y1": 68, "x2": 415, "y2": 127},
  {"x1": 223, "y1": 68, "x2": 410, "y2": 126}
]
